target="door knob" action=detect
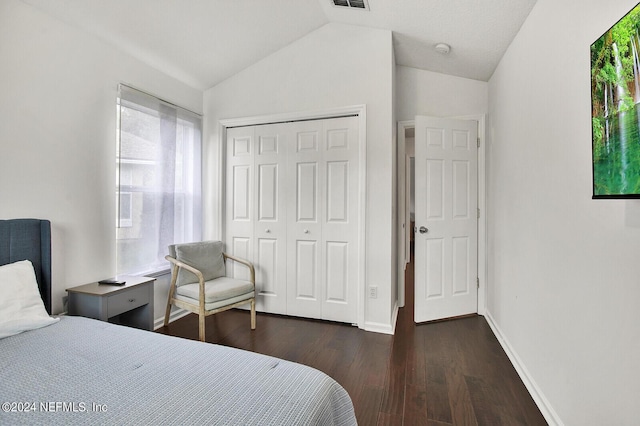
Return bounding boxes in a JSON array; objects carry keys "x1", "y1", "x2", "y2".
[
  {"x1": 304, "y1": 229, "x2": 310, "y2": 234},
  {"x1": 265, "y1": 229, "x2": 271, "y2": 233},
  {"x1": 419, "y1": 226, "x2": 428, "y2": 234}
]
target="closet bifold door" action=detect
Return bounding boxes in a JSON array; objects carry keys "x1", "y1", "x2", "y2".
[
  {"x1": 226, "y1": 116, "x2": 359, "y2": 324},
  {"x1": 226, "y1": 126, "x2": 255, "y2": 280},
  {"x1": 319, "y1": 116, "x2": 359, "y2": 323},
  {"x1": 286, "y1": 120, "x2": 324, "y2": 320},
  {"x1": 253, "y1": 124, "x2": 288, "y2": 315},
  {"x1": 285, "y1": 117, "x2": 359, "y2": 324}
]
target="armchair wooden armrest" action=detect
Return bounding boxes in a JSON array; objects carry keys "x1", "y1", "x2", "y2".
[
  {"x1": 222, "y1": 252, "x2": 256, "y2": 284},
  {"x1": 165, "y1": 255, "x2": 205, "y2": 283}
]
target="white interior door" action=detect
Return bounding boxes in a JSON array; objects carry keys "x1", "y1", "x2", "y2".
[
  {"x1": 253, "y1": 124, "x2": 288, "y2": 314},
  {"x1": 225, "y1": 126, "x2": 254, "y2": 278},
  {"x1": 286, "y1": 120, "x2": 324, "y2": 319},
  {"x1": 414, "y1": 116, "x2": 478, "y2": 323},
  {"x1": 320, "y1": 117, "x2": 359, "y2": 323}
]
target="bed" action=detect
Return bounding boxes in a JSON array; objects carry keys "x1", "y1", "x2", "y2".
[{"x1": 0, "y1": 219, "x2": 357, "y2": 425}]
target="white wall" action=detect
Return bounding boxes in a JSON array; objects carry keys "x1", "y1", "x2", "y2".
[
  {"x1": 396, "y1": 66, "x2": 488, "y2": 122},
  {"x1": 203, "y1": 23, "x2": 396, "y2": 331},
  {"x1": 0, "y1": 0, "x2": 202, "y2": 316},
  {"x1": 488, "y1": 0, "x2": 640, "y2": 424}
]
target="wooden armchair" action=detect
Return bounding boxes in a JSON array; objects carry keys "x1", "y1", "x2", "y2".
[{"x1": 164, "y1": 241, "x2": 256, "y2": 341}]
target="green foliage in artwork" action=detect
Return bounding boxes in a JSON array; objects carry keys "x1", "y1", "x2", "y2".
[
  {"x1": 628, "y1": 147, "x2": 640, "y2": 193},
  {"x1": 591, "y1": 5, "x2": 640, "y2": 116},
  {"x1": 592, "y1": 117, "x2": 605, "y2": 161}
]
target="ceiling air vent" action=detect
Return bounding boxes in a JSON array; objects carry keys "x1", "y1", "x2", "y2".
[{"x1": 332, "y1": 0, "x2": 369, "y2": 10}]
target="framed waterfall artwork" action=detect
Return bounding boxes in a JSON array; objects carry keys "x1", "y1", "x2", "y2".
[{"x1": 591, "y1": 2, "x2": 640, "y2": 198}]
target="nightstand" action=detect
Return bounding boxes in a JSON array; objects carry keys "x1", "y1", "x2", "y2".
[{"x1": 67, "y1": 276, "x2": 155, "y2": 331}]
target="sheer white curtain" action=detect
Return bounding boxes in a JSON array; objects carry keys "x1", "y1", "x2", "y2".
[{"x1": 116, "y1": 84, "x2": 202, "y2": 275}]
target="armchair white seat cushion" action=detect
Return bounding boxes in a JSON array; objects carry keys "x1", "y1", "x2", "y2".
[
  {"x1": 175, "y1": 277, "x2": 254, "y2": 306},
  {"x1": 175, "y1": 291, "x2": 255, "y2": 312}
]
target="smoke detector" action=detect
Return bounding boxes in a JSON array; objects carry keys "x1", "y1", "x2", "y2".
[
  {"x1": 435, "y1": 43, "x2": 451, "y2": 55},
  {"x1": 332, "y1": 0, "x2": 369, "y2": 10}
]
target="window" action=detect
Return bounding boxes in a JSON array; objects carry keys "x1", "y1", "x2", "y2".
[
  {"x1": 116, "y1": 84, "x2": 202, "y2": 275},
  {"x1": 118, "y1": 192, "x2": 133, "y2": 228}
]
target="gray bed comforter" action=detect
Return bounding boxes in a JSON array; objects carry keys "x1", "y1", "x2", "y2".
[{"x1": 0, "y1": 316, "x2": 357, "y2": 425}]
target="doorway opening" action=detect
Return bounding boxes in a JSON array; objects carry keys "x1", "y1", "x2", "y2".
[{"x1": 396, "y1": 116, "x2": 487, "y2": 323}]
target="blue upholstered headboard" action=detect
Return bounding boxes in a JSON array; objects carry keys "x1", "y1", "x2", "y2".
[{"x1": 0, "y1": 219, "x2": 52, "y2": 314}]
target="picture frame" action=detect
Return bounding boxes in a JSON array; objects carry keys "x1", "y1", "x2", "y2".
[{"x1": 591, "y1": 2, "x2": 640, "y2": 198}]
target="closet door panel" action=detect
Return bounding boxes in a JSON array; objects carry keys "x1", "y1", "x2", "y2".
[
  {"x1": 230, "y1": 236, "x2": 252, "y2": 281},
  {"x1": 321, "y1": 117, "x2": 359, "y2": 323},
  {"x1": 226, "y1": 127, "x2": 254, "y2": 276},
  {"x1": 325, "y1": 241, "x2": 348, "y2": 302},
  {"x1": 286, "y1": 120, "x2": 323, "y2": 319},
  {"x1": 294, "y1": 240, "x2": 318, "y2": 299},
  {"x1": 254, "y1": 124, "x2": 288, "y2": 314},
  {"x1": 296, "y1": 163, "x2": 318, "y2": 221},
  {"x1": 258, "y1": 164, "x2": 278, "y2": 221},
  {"x1": 256, "y1": 238, "x2": 277, "y2": 292},
  {"x1": 232, "y1": 165, "x2": 251, "y2": 221},
  {"x1": 326, "y1": 161, "x2": 349, "y2": 222}
]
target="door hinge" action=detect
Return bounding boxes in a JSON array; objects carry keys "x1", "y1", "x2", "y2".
[
  {"x1": 477, "y1": 208, "x2": 480, "y2": 219},
  {"x1": 477, "y1": 277, "x2": 480, "y2": 289},
  {"x1": 477, "y1": 137, "x2": 480, "y2": 148}
]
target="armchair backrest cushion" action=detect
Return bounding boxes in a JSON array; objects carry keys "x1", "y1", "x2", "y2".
[{"x1": 169, "y1": 241, "x2": 226, "y2": 286}]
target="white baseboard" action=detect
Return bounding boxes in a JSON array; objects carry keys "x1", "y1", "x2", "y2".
[
  {"x1": 390, "y1": 301, "x2": 399, "y2": 334},
  {"x1": 364, "y1": 321, "x2": 394, "y2": 334},
  {"x1": 364, "y1": 302, "x2": 398, "y2": 335},
  {"x1": 484, "y1": 311, "x2": 564, "y2": 426},
  {"x1": 153, "y1": 308, "x2": 190, "y2": 330}
]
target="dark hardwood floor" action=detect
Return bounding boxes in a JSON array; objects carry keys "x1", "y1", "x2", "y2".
[{"x1": 157, "y1": 255, "x2": 547, "y2": 425}]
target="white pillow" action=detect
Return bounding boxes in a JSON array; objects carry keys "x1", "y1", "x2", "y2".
[{"x1": 0, "y1": 260, "x2": 59, "y2": 339}]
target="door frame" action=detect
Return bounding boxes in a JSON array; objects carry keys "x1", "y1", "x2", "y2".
[
  {"x1": 396, "y1": 115, "x2": 487, "y2": 316},
  {"x1": 218, "y1": 105, "x2": 367, "y2": 329}
]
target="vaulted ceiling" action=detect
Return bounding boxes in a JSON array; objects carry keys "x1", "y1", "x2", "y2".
[{"x1": 20, "y1": 0, "x2": 537, "y2": 90}]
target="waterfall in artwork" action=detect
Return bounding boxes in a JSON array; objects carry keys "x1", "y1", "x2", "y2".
[{"x1": 591, "y1": 4, "x2": 640, "y2": 196}]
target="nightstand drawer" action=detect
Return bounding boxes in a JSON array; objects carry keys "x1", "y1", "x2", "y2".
[{"x1": 107, "y1": 285, "x2": 149, "y2": 317}]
